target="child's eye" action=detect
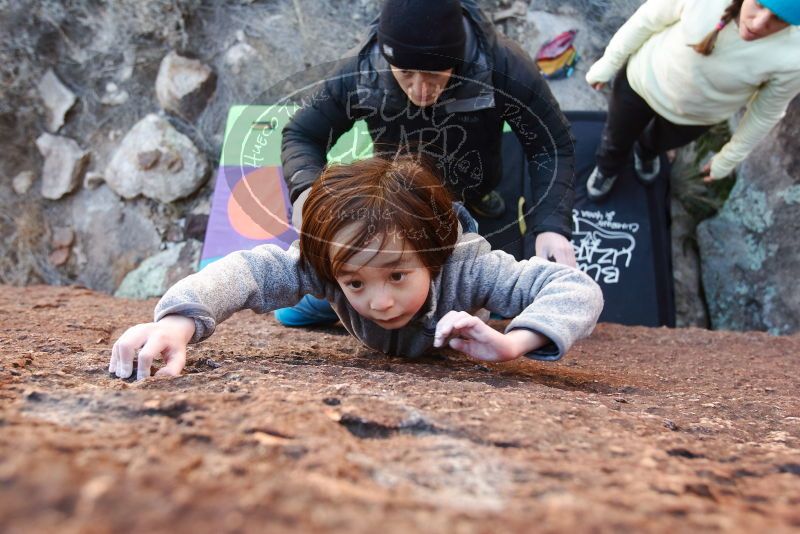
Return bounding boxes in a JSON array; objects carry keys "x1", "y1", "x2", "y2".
[
  {"x1": 390, "y1": 272, "x2": 406, "y2": 282},
  {"x1": 346, "y1": 280, "x2": 363, "y2": 289}
]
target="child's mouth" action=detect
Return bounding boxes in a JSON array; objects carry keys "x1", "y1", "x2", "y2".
[{"x1": 374, "y1": 315, "x2": 404, "y2": 326}]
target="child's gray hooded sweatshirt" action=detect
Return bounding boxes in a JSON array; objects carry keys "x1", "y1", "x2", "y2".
[{"x1": 154, "y1": 232, "x2": 604, "y2": 360}]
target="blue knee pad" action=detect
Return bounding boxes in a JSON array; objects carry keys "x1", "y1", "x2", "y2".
[{"x1": 274, "y1": 294, "x2": 339, "y2": 327}]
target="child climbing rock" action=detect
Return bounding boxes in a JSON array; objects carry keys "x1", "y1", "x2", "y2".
[{"x1": 109, "y1": 155, "x2": 603, "y2": 380}]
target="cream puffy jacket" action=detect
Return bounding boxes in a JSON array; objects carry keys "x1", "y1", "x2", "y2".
[{"x1": 586, "y1": 0, "x2": 800, "y2": 178}]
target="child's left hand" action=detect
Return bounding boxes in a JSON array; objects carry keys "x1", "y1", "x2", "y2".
[{"x1": 434, "y1": 311, "x2": 545, "y2": 362}]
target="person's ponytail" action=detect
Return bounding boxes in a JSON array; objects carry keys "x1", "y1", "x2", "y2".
[{"x1": 692, "y1": 0, "x2": 744, "y2": 55}]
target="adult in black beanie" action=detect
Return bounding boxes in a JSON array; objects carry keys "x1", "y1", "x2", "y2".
[
  {"x1": 377, "y1": 0, "x2": 466, "y2": 71},
  {"x1": 375, "y1": 0, "x2": 466, "y2": 110},
  {"x1": 277, "y1": 0, "x2": 577, "y2": 326},
  {"x1": 376, "y1": 0, "x2": 466, "y2": 110}
]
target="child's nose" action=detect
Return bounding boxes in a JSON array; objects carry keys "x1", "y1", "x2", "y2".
[
  {"x1": 369, "y1": 290, "x2": 394, "y2": 311},
  {"x1": 753, "y1": 10, "x2": 772, "y2": 31}
]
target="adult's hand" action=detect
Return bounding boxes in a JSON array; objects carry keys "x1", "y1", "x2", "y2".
[{"x1": 535, "y1": 232, "x2": 576, "y2": 267}]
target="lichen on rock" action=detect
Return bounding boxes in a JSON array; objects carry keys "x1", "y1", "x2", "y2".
[{"x1": 114, "y1": 240, "x2": 201, "y2": 299}]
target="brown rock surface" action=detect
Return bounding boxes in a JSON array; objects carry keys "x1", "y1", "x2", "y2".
[{"x1": 1, "y1": 286, "x2": 798, "y2": 533}]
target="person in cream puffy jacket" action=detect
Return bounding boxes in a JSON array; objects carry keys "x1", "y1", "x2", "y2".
[{"x1": 584, "y1": 0, "x2": 800, "y2": 201}]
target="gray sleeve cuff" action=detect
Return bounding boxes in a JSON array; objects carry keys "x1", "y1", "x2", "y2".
[
  {"x1": 154, "y1": 302, "x2": 216, "y2": 344},
  {"x1": 505, "y1": 325, "x2": 566, "y2": 362}
]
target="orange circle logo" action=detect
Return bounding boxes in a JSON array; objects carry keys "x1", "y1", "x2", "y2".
[{"x1": 227, "y1": 167, "x2": 290, "y2": 240}]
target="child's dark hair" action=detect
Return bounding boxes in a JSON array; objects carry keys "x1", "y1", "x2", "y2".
[
  {"x1": 299, "y1": 154, "x2": 459, "y2": 283},
  {"x1": 692, "y1": 0, "x2": 744, "y2": 55}
]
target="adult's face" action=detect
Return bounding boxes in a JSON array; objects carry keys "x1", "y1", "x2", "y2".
[
  {"x1": 389, "y1": 66, "x2": 454, "y2": 107},
  {"x1": 739, "y1": 0, "x2": 790, "y2": 41}
]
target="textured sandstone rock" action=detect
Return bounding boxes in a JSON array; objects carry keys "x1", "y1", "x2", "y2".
[
  {"x1": 155, "y1": 51, "x2": 216, "y2": 120},
  {"x1": 50, "y1": 227, "x2": 74, "y2": 248},
  {"x1": 35, "y1": 133, "x2": 89, "y2": 200},
  {"x1": 12, "y1": 170, "x2": 36, "y2": 195},
  {"x1": 68, "y1": 186, "x2": 162, "y2": 293},
  {"x1": 670, "y1": 198, "x2": 708, "y2": 328},
  {"x1": 48, "y1": 225, "x2": 75, "y2": 267},
  {"x1": 36, "y1": 69, "x2": 76, "y2": 133},
  {"x1": 1, "y1": 0, "x2": 364, "y2": 290},
  {"x1": 48, "y1": 247, "x2": 70, "y2": 266},
  {"x1": 104, "y1": 114, "x2": 209, "y2": 203},
  {"x1": 100, "y1": 82, "x2": 129, "y2": 106},
  {"x1": 1, "y1": 285, "x2": 799, "y2": 532},
  {"x1": 224, "y1": 41, "x2": 258, "y2": 76},
  {"x1": 83, "y1": 171, "x2": 104, "y2": 189},
  {"x1": 493, "y1": 1, "x2": 527, "y2": 22}
]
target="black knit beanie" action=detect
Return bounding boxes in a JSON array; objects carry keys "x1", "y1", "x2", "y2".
[{"x1": 378, "y1": 0, "x2": 466, "y2": 71}]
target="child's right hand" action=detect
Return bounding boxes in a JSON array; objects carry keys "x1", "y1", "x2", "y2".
[
  {"x1": 434, "y1": 311, "x2": 521, "y2": 362},
  {"x1": 108, "y1": 315, "x2": 196, "y2": 380}
]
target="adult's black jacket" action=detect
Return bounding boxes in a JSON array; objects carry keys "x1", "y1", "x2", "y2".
[{"x1": 281, "y1": 0, "x2": 575, "y2": 238}]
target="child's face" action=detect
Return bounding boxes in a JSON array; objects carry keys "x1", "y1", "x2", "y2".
[
  {"x1": 331, "y1": 229, "x2": 431, "y2": 329},
  {"x1": 739, "y1": 0, "x2": 790, "y2": 40}
]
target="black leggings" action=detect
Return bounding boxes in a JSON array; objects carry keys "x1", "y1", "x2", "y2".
[{"x1": 596, "y1": 66, "x2": 712, "y2": 176}]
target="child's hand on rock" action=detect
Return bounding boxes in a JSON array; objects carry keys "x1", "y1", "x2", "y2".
[
  {"x1": 109, "y1": 315, "x2": 196, "y2": 380},
  {"x1": 434, "y1": 311, "x2": 546, "y2": 362}
]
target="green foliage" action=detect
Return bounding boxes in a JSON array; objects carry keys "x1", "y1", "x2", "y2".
[
  {"x1": 670, "y1": 122, "x2": 736, "y2": 224},
  {"x1": 692, "y1": 122, "x2": 730, "y2": 164}
]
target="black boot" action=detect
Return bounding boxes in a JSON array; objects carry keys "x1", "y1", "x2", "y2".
[
  {"x1": 586, "y1": 166, "x2": 618, "y2": 201},
  {"x1": 633, "y1": 142, "x2": 661, "y2": 185},
  {"x1": 466, "y1": 190, "x2": 506, "y2": 219}
]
